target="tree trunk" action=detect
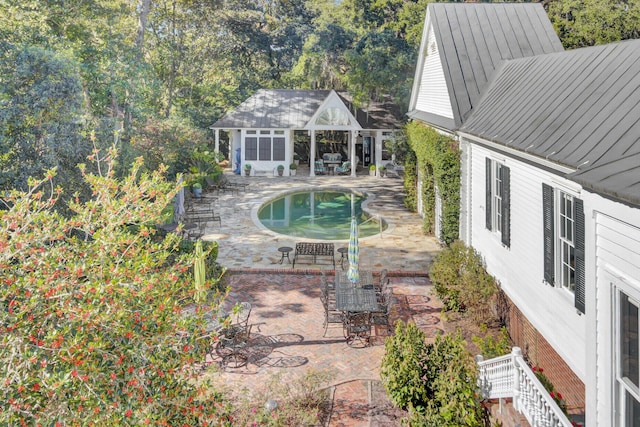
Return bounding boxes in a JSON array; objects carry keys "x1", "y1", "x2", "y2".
[{"x1": 136, "y1": 0, "x2": 152, "y2": 61}]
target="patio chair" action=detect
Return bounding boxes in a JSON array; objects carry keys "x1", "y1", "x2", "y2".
[
  {"x1": 232, "y1": 301, "x2": 252, "y2": 331},
  {"x1": 335, "y1": 161, "x2": 351, "y2": 175},
  {"x1": 371, "y1": 290, "x2": 392, "y2": 334},
  {"x1": 321, "y1": 289, "x2": 343, "y2": 337},
  {"x1": 314, "y1": 160, "x2": 327, "y2": 175},
  {"x1": 344, "y1": 311, "x2": 371, "y2": 347},
  {"x1": 374, "y1": 269, "x2": 389, "y2": 294},
  {"x1": 217, "y1": 323, "x2": 252, "y2": 368}
]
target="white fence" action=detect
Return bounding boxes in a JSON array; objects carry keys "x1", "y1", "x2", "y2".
[{"x1": 476, "y1": 347, "x2": 573, "y2": 427}]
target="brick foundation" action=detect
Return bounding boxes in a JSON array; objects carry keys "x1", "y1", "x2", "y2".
[{"x1": 499, "y1": 291, "x2": 585, "y2": 417}]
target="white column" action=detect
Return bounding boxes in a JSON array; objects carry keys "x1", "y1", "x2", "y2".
[
  {"x1": 310, "y1": 131, "x2": 316, "y2": 177},
  {"x1": 214, "y1": 129, "x2": 220, "y2": 155},
  {"x1": 350, "y1": 130, "x2": 357, "y2": 177}
]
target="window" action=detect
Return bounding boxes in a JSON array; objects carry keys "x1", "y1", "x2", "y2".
[
  {"x1": 485, "y1": 158, "x2": 510, "y2": 247},
  {"x1": 316, "y1": 108, "x2": 350, "y2": 126},
  {"x1": 273, "y1": 137, "x2": 285, "y2": 161},
  {"x1": 258, "y1": 137, "x2": 271, "y2": 160},
  {"x1": 618, "y1": 291, "x2": 640, "y2": 426},
  {"x1": 542, "y1": 183, "x2": 585, "y2": 313},
  {"x1": 245, "y1": 137, "x2": 257, "y2": 161}
]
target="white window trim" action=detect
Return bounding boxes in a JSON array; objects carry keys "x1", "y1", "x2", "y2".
[{"x1": 615, "y1": 284, "x2": 640, "y2": 426}]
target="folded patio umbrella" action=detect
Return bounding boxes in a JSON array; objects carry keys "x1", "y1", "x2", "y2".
[
  {"x1": 347, "y1": 217, "x2": 359, "y2": 283},
  {"x1": 194, "y1": 240, "x2": 206, "y2": 303}
]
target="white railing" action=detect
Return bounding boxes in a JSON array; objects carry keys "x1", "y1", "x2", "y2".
[{"x1": 476, "y1": 347, "x2": 573, "y2": 427}]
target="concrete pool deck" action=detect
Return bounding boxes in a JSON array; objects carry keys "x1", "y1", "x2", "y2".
[{"x1": 196, "y1": 168, "x2": 441, "y2": 273}]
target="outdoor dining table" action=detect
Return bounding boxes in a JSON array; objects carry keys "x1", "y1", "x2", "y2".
[{"x1": 334, "y1": 270, "x2": 378, "y2": 312}]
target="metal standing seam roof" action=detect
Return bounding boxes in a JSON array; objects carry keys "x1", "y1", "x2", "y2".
[
  {"x1": 421, "y1": 2, "x2": 564, "y2": 129},
  {"x1": 210, "y1": 89, "x2": 405, "y2": 131},
  {"x1": 460, "y1": 39, "x2": 640, "y2": 207}
]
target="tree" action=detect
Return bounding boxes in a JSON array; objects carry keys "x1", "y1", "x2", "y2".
[
  {"x1": 546, "y1": 0, "x2": 640, "y2": 49},
  {"x1": 0, "y1": 150, "x2": 230, "y2": 425},
  {"x1": 0, "y1": 45, "x2": 91, "y2": 198}
]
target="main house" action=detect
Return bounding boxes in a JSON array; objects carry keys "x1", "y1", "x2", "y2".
[{"x1": 410, "y1": 2, "x2": 640, "y2": 425}]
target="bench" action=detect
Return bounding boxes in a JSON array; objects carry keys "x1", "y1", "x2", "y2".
[
  {"x1": 186, "y1": 207, "x2": 221, "y2": 227},
  {"x1": 292, "y1": 242, "x2": 335, "y2": 268}
]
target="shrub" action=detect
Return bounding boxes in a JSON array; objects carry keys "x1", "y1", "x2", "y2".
[
  {"x1": 472, "y1": 325, "x2": 512, "y2": 359},
  {"x1": 429, "y1": 240, "x2": 498, "y2": 322},
  {"x1": 381, "y1": 323, "x2": 484, "y2": 426},
  {"x1": 369, "y1": 164, "x2": 376, "y2": 171}
]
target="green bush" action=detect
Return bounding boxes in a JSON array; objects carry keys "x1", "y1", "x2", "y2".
[
  {"x1": 381, "y1": 324, "x2": 484, "y2": 426},
  {"x1": 472, "y1": 325, "x2": 512, "y2": 359},
  {"x1": 429, "y1": 240, "x2": 498, "y2": 322}
]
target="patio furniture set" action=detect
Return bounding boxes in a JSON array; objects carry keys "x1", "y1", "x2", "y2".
[
  {"x1": 321, "y1": 269, "x2": 391, "y2": 347},
  {"x1": 209, "y1": 301, "x2": 254, "y2": 368}
]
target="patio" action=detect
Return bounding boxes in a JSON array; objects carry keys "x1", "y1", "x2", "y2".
[{"x1": 189, "y1": 168, "x2": 442, "y2": 425}]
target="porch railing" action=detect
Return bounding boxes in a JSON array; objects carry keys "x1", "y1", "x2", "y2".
[{"x1": 476, "y1": 347, "x2": 573, "y2": 427}]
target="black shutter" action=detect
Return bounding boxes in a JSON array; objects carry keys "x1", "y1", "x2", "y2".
[
  {"x1": 574, "y1": 198, "x2": 585, "y2": 314},
  {"x1": 486, "y1": 158, "x2": 492, "y2": 230},
  {"x1": 501, "y1": 166, "x2": 511, "y2": 248},
  {"x1": 542, "y1": 183, "x2": 555, "y2": 285}
]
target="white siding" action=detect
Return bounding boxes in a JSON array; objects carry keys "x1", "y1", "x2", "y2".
[
  {"x1": 414, "y1": 26, "x2": 454, "y2": 119},
  {"x1": 588, "y1": 194, "x2": 640, "y2": 426},
  {"x1": 466, "y1": 142, "x2": 586, "y2": 379}
]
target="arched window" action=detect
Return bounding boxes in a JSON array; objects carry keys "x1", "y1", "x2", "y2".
[{"x1": 316, "y1": 108, "x2": 350, "y2": 126}]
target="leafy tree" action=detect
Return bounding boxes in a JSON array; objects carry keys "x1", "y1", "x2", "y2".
[
  {"x1": 0, "y1": 45, "x2": 91, "y2": 198},
  {"x1": 547, "y1": 0, "x2": 640, "y2": 49},
  {"x1": 0, "y1": 150, "x2": 230, "y2": 425}
]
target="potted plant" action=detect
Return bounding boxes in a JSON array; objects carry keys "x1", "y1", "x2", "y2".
[
  {"x1": 293, "y1": 153, "x2": 300, "y2": 166},
  {"x1": 244, "y1": 164, "x2": 251, "y2": 176},
  {"x1": 369, "y1": 164, "x2": 376, "y2": 176},
  {"x1": 289, "y1": 162, "x2": 298, "y2": 176},
  {"x1": 379, "y1": 165, "x2": 386, "y2": 177},
  {"x1": 277, "y1": 164, "x2": 284, "y2": 176},
  {"x1": 192, "y1": 182, "x2": 203, "y2": 198}
]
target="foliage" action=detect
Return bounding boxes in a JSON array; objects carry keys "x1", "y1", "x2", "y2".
[
  {"x1": 0, "y1": 45, "x2": 92, "y2": 200},
  {"x1": 429, "y1": 241, "x2": 498, "y2": 323},
  {"x1": 405, "y1": 121, "x2": 460, "y2": 245},
  {"x1": 231, "y1": 369, "x2": 335, "y2": 426},
  {"x1": 532, "y1": 366, "x2": 569, "y2": 416},
  {"x1": 381, "y1": 321, "x2": 429, "y2": 411},
  {"x1": 403, "y1": 149, "x2": 418, "y2": 212},
  {"x1": 547, "y1": 0, "x2": 640, "y2": 49},
  {"x1": 472, "y1": 325, "x2": 512, "y2": 359},
  {"x1": 289, "y1": 162, "x2": 297, "y2": 169},
  {"x1": 130, "y1": 117, "x2": 211, "y2": 177},
  {"x1": 381, "y1": 323, "x2": 484, "y2": 426},
  {"x1": 0, "y1": 149, "x2": 231, "y2": 425}
]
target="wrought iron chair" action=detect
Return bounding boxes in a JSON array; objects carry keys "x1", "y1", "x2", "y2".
[
  {"x1": 371, "y1": 289, "x2": 392, "y2": 334},
  {"x1": 344, "y1": 311, "x2": 372, "y2": 347},
  {"x1": 321, "y1": 288, "x2": 343, "y2": 337},
  {"x1": 217, "y1": 323, "x2": 252, "y2": 368},
  {"x1": 374, "y1": 269, "x2": 389, "y2": 294}
]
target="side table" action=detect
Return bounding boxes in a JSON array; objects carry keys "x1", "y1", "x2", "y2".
[
  {"x1": 277, "y1": 246, "x2": 293, "y2": 264},
  {"x1": 337, "y1": 247, "x2": 348, "y2": 270}
]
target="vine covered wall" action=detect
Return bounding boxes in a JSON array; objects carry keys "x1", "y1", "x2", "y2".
[{"x1": 404, "y1": 121, "x2": 460, "y2": 245}]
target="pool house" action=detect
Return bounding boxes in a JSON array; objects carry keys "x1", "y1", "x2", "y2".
[{"x1": 210, "y1": 89, "x2": 404, "y2": 177}]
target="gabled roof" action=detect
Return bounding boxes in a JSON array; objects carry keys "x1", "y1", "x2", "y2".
[
  {"x1": 410, "y1": 2, "x2": 563, "y2": 129},
  {"x1": 210, "y1": 89, "x2": 404, "y2": 131},
  {"x1": 460, "y1": 39, "x2": 640, "y2": 206}
]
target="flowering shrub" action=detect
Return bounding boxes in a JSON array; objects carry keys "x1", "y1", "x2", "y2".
[
  {"x1": 0, "y1": 150, "x2": 231, "y2": 425},
  {"x1": 532, "y1": 366, "x2": 568, "y2": 415}
]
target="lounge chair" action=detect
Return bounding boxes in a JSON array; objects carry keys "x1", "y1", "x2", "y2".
[
  {"x1": 314, "y1": 160, "x2": 327, "y2": 175},
  {"x1": 335, "y1": 161, "x2": 351, "y2": 175}
]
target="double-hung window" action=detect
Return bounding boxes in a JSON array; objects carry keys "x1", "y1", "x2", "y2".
[
  {"x1": 618, "y1": 290, "x2": 640, "y2": 426},
  {"x1": 542, "y1": 183, "x2": 585, "y2": 313},
  {"x1": 485, "y1": 158, "x2": 510, "y2": 247}
]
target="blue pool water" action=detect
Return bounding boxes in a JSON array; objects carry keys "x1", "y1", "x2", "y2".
[{"x1": 257, "y1": 190, "x2": 386, "y2": 240}]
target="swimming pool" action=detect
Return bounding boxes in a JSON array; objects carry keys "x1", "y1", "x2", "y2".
[{"x1": 257, "y1": 190, "x2": 386, "y2": 240}]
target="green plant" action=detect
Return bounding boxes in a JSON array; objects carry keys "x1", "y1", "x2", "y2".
[
  {"x1": 381, "y1": 324, "x2": 484, "y2": 426},
  {"x1": 472, "y1": 325, "x2": 512, "y2": 359},
  {"x1": 369, "y1": 164, "x2": 376, "y2": 171},
  {"x1": 289, "y1": 162, "x2": 297, "y2": 169},
  {"x1": 192, "y1": 182, "x2": 202, "y2": 190},
  {"x1": 294, "y1": 153, "x2": 300, "y2": 160},
  {"x1": 532, "y1": 367, "x2": 569, "y2": 416},
  {"x1": 429, "y1": 240, "x2": 498, "y2": 322},
  {"x1": 405, "y1": 121, "x2": 460, "y2": 245},
  {"x1": 277, "y1": 164, "x2": 284, "y2": 170},
  {"x1": 244, "y1": 163, "x2": 251, "y2": 170},
  {"x1": 0, "y1": 150, "x2": 230, "y2": 425},
  {"x1": 379, "y1": 165, "x2": 385, "y2": 171}
]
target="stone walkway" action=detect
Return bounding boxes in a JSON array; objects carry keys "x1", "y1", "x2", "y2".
[{"x1": 188, "y1": 169, "x2": 443, "y2": 425}]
